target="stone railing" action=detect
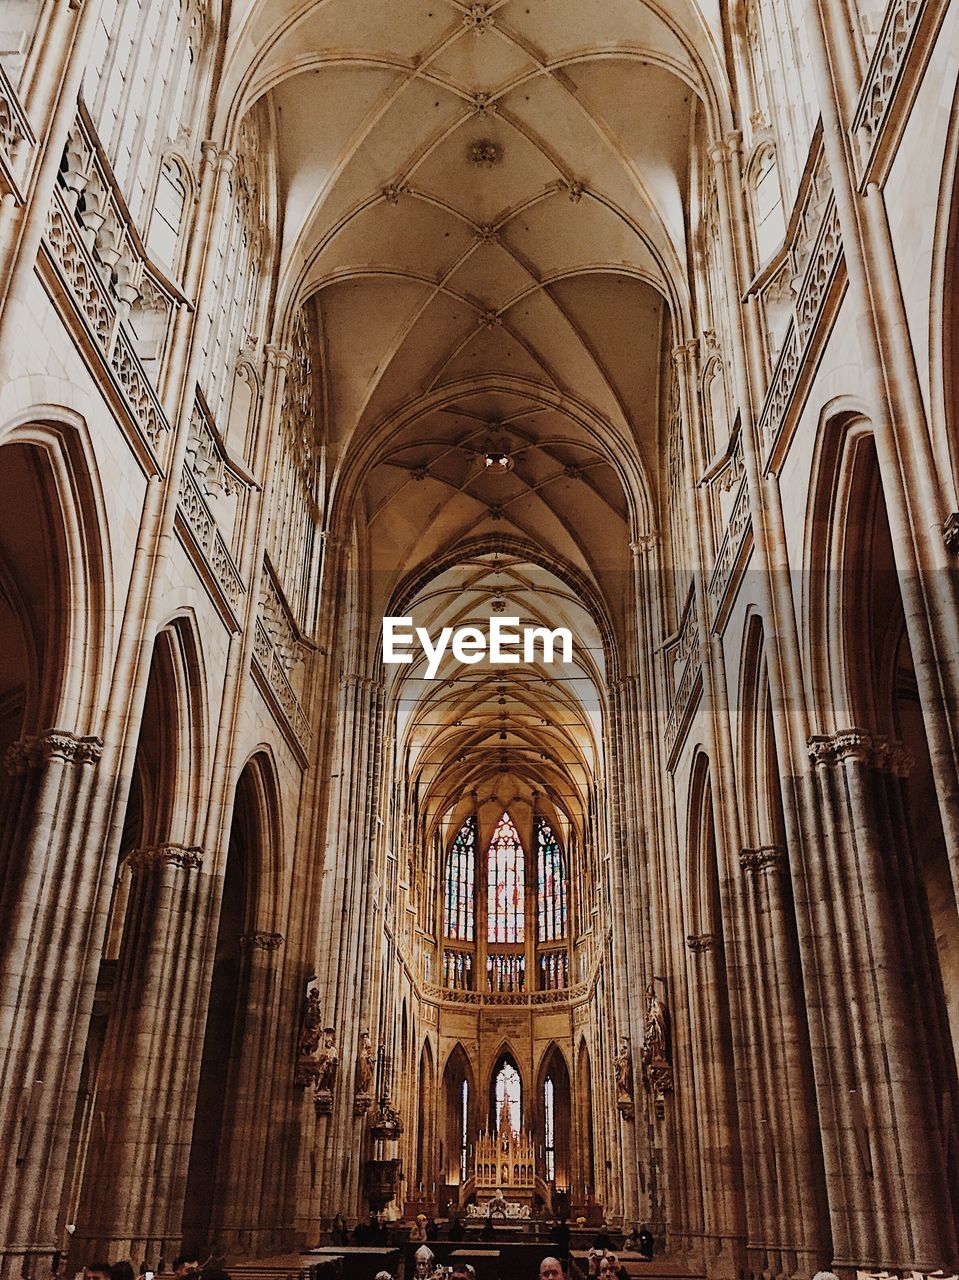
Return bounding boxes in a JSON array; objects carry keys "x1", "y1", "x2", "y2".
[
  {"x1": 422, "y1": 979, "x2": 589, "y2": 1008},
  {"x1": 851, "y1": 0, "x2": 926, "y2": 181},
  {"x1": 45, "y1": 186, "x2": 169, "y2": 466},
  {"x1": 259, "y1": 557, "x2": 304, "y2": 675},
  {"x1": 251, "y1": 613, "x2": 313, "y2": 759},
  {"x1": 186, "y1": 394, "x2": 253, "y2": 502},
  {"x1": 663, "y1": 587, "x2": 701, "y2": 760},
  {"x1": 177, "y1": 463, "x2": 245, "y2": 618},
  {"x1": 708, "y1": 475, "x2": 752, "y2": 612},
  {"x1": 0, "y1": 59, "x2": 34, "y2": 195},
  {"x1": 759, "y1": 195, "x2": 843, "y2": 460}
]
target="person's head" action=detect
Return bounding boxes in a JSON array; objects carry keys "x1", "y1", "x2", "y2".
[
  {"x1": 374, "y1": 1273, "x2": 393, "y2": 1280},
  {"x1": 539, "y1": 1257, "x2": 564, "y2": 1280},
  {"x1": 84, "y1": 1262, "x2": 111, "y2": 1280},
  {"x1": 172, "y1": 1255, "x2": 200, "y2": 1279},
  {"x1": 450, "y1": 1265, "x2": 472, "y2": 1280},
  {"x1": 110, "y1": 1262, "x2": 134, "y2": 1280}
]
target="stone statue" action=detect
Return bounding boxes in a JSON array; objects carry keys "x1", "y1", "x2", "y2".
[
  {"x1": 316, "y1": 1026, "x2": 338, "y2": 1092},
  {"x1": 642, "y1": 983, "x2": 670, "y2": 1067},
  {"x1": 357, "y1": 1028, "x2": 375, "y2": 1096},
  {"x1": 614, "y1": 1036, "x2": 633, "y2": 1102},
  {"x1": 298, "y1": 985, "x2": 322, "y2": 1056},
  {"x1": 642, "y1": 982, "x2": 673, "y2": 1096}
]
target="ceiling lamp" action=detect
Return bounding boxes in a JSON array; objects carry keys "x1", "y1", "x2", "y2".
[{"x1": 484, "y1": 452, "x2": 511, "y2": 470}]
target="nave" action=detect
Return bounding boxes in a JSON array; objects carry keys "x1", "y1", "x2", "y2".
[{"x1": 0, "y1": 1, "x2": 958, "y2": 1279}]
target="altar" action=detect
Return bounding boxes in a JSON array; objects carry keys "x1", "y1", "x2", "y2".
[{"x1": 472, "y1": 1099, "x2": 536, "y2": 1212}]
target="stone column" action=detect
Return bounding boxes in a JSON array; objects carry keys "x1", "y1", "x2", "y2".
[
  {"x1": 805, "y1": 728, "x2": 958, "y2": 1268},
  {"x1": 685, "y1": 933, "x2": 743, "y2": 1279},
  {"x1": 0, "y1": 729, "x2": 104, "y2": 1280},
  {"x1": 73, "y1": 843, "x2": 214, "y2": 1266},
  {"x1": 212, "y1": 931, "x2": 285, "y2": 1254},
  {"x1": 740, "y1": 845, "x2": 828, "y2": 1276}
]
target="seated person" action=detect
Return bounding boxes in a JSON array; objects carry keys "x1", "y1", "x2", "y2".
[
  {"x1": 599, "y1": 1255, "x2": 628, "y2": 1280},
  {"x1": 409, "y1": 1214, "x2": 428, "y2": 1242}
]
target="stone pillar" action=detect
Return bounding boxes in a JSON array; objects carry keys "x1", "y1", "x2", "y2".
[
  {"x1": 739, "y1": 845, "x2": 828, "y2": 1276},
  {"x1": 0, "y1": 729, "x2": 104, "y2": 1280},
  {"x1": 805, "y1": 729, "x2": 958, "y2": 1268},
  {"x1": 73, "y1": 844, "x2": 214, "y2": 1266},
  {"x1": 212, "y1": 931, "x2": 285, "y2": 1253},
  {"x1": 685, "y1": 933, "x2": 744, "y2": 1279}
]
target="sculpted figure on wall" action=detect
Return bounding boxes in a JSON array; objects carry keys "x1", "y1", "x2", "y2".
[
  {"x1": 357, "y1": 1028, "x2": 375, "y2": 1096},
  {"x1": 642, "y1": 982, "x2": 673, "y2": 1096}
]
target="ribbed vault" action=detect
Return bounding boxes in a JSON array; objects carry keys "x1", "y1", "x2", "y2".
[{"x1": 218, "y1": 0, "x2": 716, "y2": 877}]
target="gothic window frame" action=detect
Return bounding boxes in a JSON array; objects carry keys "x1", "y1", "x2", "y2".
[
  {"x1": 444, "y1": 815, "x2": 476, "y2": 942},
  {"x1": 486, "y1": 811, "x2": 525, "y2": 944},
  {"x1": 535, "y1": 816, "x2": 567, "y2": 942}
]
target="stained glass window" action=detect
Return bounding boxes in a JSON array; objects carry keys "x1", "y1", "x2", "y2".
[
  {"x1": 444, "y1": 816, "x2": 476, "y2": 940},
  {"x1": 495, "y1": 1060, "x2": 522, "y2": 1134},
  {"x1": 487, "y1": 812, "x2": 525, "y2": 943},
  {"x1": 536, "y1": 818, "x2": 567, "y2": 941},
  {"x1": 544, "y1": 1076, "x2": 556, "y2": 1181}
]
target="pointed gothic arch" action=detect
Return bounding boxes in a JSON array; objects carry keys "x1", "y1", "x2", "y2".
[{"x1": 536, "y1": 1042, "x2": 572, "y2": 1189}]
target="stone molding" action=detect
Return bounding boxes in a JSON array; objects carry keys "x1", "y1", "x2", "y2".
[
  {"x1": 240, "y1": 931, "x2": 284, "y2": 951},
  {"x1": 686, "y1": 933, "x2": 718, "y2": 952},
  {"x1": 807, "y1": 729, "x2": 913, "y2": 775},
  {"x1": 126, "y1": 843, "x2": 203, "y2": 872},
  {"x1": 3, "y1": 729, "x2": 104, "y2": 775},
  {"x1": 739, "y1": 844, "x2": 787, "y2": 874}
]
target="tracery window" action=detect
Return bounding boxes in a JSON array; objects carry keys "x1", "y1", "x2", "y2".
[
  {"x1": 444, "y1": 816, "x2": 476, "y2": 941},
  {"x1": 544, "y1": 1076, "x2": 556, "y2": 1181},
  {"x1": 487, "y1": 812, "x2": 525, "y2": 943},
  {"x1": 536, "y1": 817, "x2": 566, "y2": 941},
  {"x1": 494, "y1": 1060, "x2": 522, "y2": 1133},
  {"x1": 85, "y1": 0, "x2": 205, "y2": 229}
]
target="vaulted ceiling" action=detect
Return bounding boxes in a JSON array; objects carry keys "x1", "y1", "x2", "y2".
[{"x1": 220, "y1": 0, "x2": 723, "y2": 833}]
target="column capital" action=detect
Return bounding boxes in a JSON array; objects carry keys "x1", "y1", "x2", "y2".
[
  {"x1": 630, "y1": 532, "x2": 660, "y2": 556},
  {"x1": 671, "y1": 339, "x2": 700, "y2": 368},
  {"x1": 240, "y1": 930, "x2": 284, "y2": 951},
  {"x1": 201, "y1": 141, "x2": 236, "y2": 174},
  {"x1": 686, "y1": 932, "x2": 718, "y2": 953},
  {"x1": 127, "y1": 843, "x2": 203, "y2": 872},
  {"x1": 807, "y1": 727, "x2": 875, "y2": 765},
  {"x1": 807, "y1": 728, "x2": 911, "y2": 774},
  {"x1": 264, "y1": 343, "x2": 292, "y2": 371},
  {"x1": 3, "y1": 729, "x2": 103, "y2": 774},
  {"x1": 739, "y1": 844, "x2": 787, "y2": 874}
]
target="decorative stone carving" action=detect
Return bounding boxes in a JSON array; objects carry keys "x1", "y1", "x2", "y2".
[
  {"x1": 368, "y1": 1098, "x2": 403, "y2": 1139},
  {"x1": 383, "y1": 182, "x2": 409, "y2": 205},
  {"x1": 559, "y1": 177, "x2": 585, "y2": 202},
  {"x1": 313, "y1": 1026, "x2": 338, "y2": 1113},
  {"x1": 463, "y1": 3, "x2": 494, "y2": 33},
  {"x1": 614, "y1": 1036, "x2": 635, "y2": 1118},
  {"x1": 470, "y1": 140, "x2": 500, "y2": 168},
  {"x1": 240, "y1": 931, "x2": 284, "y2": 951},
  {"x1": 740, "y1": 845, "x2": 786, "y2": 875},
  {"x1": 354, "y1": 1029, "x2": 375, "y2": 1113},
  {"x1": 3, "y1": 729, "x2": 103, "y2": 775},
  {"x1": 127, "y1": 844, "x2": 203, "y2": 872},
  {"x1": 295, "y1": 984, "x2": 323, "y2": 1085},
  {"x1": 686, "y1": 933, "x2": 717, "y2": 952},
  {"x1": 642, "y1": 983, "x2": 673, "y2": 1096}
]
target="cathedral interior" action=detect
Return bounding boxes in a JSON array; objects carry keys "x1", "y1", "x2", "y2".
[{"x1": 0, "y1": 0, "x2": 959, "y2": 1277}]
